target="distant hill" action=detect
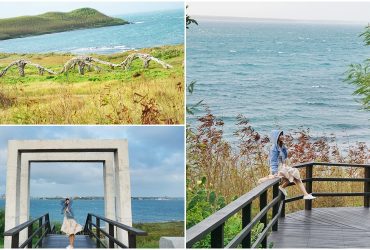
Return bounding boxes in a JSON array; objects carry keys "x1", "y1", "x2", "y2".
[{"x1": 0, "y1": 8, "x2": 129, "y2": 40}]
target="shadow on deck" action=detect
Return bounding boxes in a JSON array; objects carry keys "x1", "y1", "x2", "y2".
[
  {"x1": 269, "y1": 207, "x2": 370, "y2": 248},
  {"x1": 42, "y1": 235, "x2": 95, "y2": 248}
]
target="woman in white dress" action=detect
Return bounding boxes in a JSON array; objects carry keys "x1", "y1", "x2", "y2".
[
  {"x1": 259, "y1": 130, "x2": 316, "y2": 200},
  {"x1": 60, "y1": 198, "x2": 83, "y2": 249}
]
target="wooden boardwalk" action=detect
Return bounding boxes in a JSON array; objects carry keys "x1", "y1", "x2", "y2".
[
  {"x1": 42, "y1": 234, "x2": 95, "y2": 248},
  {"x1": 268, "y1": 207, "x2": 370, "y2": 248}
]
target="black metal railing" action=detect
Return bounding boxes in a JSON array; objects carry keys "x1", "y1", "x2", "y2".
[
  {"x1": 186, "y1": 178, "x2": 282, "y2": 248},
  {"x1": 84, "y1": 213, "x2": 148, "y2": 248},
  {"x1": 282, "y1": 162, "x2": 370, "y2": 216},
  {"x1": 4, "y1": 213, "x2": 55, "y2": 248},
  {"x1": 186, "y1": 161, "x2": 370, "y2": 248}
]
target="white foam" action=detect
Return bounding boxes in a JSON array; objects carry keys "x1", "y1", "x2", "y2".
[
  {"x1": 71, "y1": 45, "x2": 133, "y2": 53},
  {"x1": 229, "y1": 50, "x2": 237, "y2": 53}
]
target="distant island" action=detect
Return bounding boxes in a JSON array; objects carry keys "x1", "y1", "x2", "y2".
[
  {"x1": 0, "y1": 8, "x2": 129, "y2": 40},
  {"x1": 22, "y1": 196, "x2": 183, "y2": 201}
]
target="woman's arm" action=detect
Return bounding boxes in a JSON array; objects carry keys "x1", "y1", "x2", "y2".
[{"x1": 269, "y1": 147, "x2": 279, "y2": 175}]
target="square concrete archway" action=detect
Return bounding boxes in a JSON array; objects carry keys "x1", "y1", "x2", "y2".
[{"x1": 4, "y1": 139, "x2": 132, "y2": 248}]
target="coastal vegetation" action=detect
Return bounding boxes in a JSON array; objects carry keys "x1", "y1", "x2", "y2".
[
  {"x1": 134, "y1": 221, "x2": 184, "y2": 248},
  {"x1": 0, "y1": 8, "x2": 129, "y2": 40},
  {"x1": 186, "y1": 111, "x2": 369, "y2": 247},
  {"x1": 346, "y1": 25, "x2": 370, "y2": 110},
  {"x1": 0, "y1": 45, "x2": 184, "y2": 124},
  {"x1": 0, "y1": 209, "x2": 4, "y2": 248}
]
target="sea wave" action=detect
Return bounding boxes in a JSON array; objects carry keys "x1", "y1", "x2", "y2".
[{"x1": 71, "y1": 45, "x2": 135, "y2": 54}]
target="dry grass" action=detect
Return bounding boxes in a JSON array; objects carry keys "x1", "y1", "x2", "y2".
[
  {"x1": 187, "y1": 112, "x2": 369, "y2": 213},
  {"x1": 0, "y1": 45, "x2": 184, "y2": 124}
]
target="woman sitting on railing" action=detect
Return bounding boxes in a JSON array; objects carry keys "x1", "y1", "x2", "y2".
[
  {"x1": 60, "y1": 198, "x2": 83, "y2": 249},
  {"x1": 259, "y1": 130, "x2": 316, "y2": 200}
]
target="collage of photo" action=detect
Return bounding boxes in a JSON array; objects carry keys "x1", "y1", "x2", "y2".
[{"x1": 0, "y1": 0, "x2": 369, "y2": 249}]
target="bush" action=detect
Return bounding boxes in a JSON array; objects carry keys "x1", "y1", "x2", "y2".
[{"x1": 0, "y1": 209, "x2": 5, "y2": 246}]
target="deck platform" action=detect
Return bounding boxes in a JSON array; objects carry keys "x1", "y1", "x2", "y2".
[
  {"x1": 42, "y1": 234, "x2": 95, "y2": 248},
  {"x1": 268, "y1": 207, "x2": 370, "y2": 248}
]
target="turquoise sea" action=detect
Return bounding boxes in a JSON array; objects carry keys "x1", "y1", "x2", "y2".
[
  {"x1": 0, "y1": 199, "x2": 184, "y2": 224},
  {"x1": 187, "y1": 18, "x2": 370, "y2": 145},
  {"x1": 0, "y1": 9, "x2": 184, "y2": 54}
]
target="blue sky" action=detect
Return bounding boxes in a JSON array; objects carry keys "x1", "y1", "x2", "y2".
[
  {"x1": 0, "y1": 126, "x2": 184, "y2": 197},
  {"x1": 0, "y1": 1, "x2": 183, "y2": 18}
]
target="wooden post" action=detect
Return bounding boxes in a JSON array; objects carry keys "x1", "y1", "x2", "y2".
[
  {"x1": 211, "y1": 223, "x2": 224, "y2": 248},
  {"x1": 46, "y1": 214, "x2": 51, "y2": 232},
  {"x1": 128, "y1": 233, "x2": 137, "y2": 248},
  {"x1": 11, "y1": 233, "x2": 19, "y2": 248},
  {"x1": 281, "y1": 200, "x2": 286, "y2": 218},
  {"x1": 109, "y1": 224, "x2": 114, "y2": 248},
  {"x1": 365, "y1": 167, "x2": 370, "y2": 208},
  {"x1": 305, "y1": 164, "x2": 313, "y2": 210},
  {"x1": 27, "y1": 223, "x2": 33, "y2": 248},
  {"x1": 88, "y1": 214, "x2": 92, "y2": 236},
  {"x1": 272, "y1": 183, "x2": 279, "y2": 231},
  {"x1": 38, "y1": 217, "x2": 43, "y2": 247},
  {"x1": 96, "y1": 218, "x2": 101, "y2": 248},
  {"x1": 260, "y1": 190, "x2": 268, "y2": 248},
  {"x1": 242, "y1": 203, "x2": 251, "y2": 248}
]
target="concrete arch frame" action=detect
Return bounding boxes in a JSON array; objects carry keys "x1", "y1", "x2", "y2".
[{"x1": 4, "y1": 139, "x2": 132, "y2": 248}]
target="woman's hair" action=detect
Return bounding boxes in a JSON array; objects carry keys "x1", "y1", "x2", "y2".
[{"x1": 278, "y1": 131, "x2": 284, "y2": 147}]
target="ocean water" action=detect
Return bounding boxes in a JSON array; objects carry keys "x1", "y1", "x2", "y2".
[
  {"x1": 0, "y1": 9, "x2": 184, "y2": 54},
  {"x1": 187, "y1": 18, "x2": 370, "y2": 145},
  {"x1": 0, "y1": 199, "x2": 184, "y2": 224}
]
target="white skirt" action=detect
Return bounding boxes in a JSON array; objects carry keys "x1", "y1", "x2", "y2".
[
  {"x1": 278, "y1": 164, "x2": 301, "y2": 183},
  {"x1": 61, "y1": 216, "x2": 83, "y2": 236}
]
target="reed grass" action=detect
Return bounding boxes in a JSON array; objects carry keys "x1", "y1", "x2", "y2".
[{"x1": 186, "y1": 111, "x2": 369, "y2": 247}]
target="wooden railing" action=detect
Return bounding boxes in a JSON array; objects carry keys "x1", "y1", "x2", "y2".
[
  {"x1": 4, "y1": 213, "x2": 55, "y2": 248},
  {"x1": 186, "y1": 161, "x2": 370, "y2": 248},
  {"x1": 186, "y1": 178, "x2": 282, "y2": 248},
  {"x1": 282, "y1": 162, "x2": 370, "y2": 216},
  {"x1": 84, "y1": 213, "x2": 148, "y2": 248}
]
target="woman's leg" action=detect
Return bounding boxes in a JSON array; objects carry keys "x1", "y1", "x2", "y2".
[
  {"x1": 293, "y1": 179, "x2": 309, "y2": 196},
  {"x1": 69, "y1": 234, "x2": 75, "y2": 248},
  {"x1": 280, "y1": 178, "x2": 289, "y2": 188}
]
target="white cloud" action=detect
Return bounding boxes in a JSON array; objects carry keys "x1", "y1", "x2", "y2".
[{"x1": 0, "y1": 126, "x2": 184, "y2": 197}]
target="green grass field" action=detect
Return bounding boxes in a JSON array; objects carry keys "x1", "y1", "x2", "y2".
[
  {"x1": 0, "y1": 8, "x2": 128, "y2": 40},
  {"x1": 0, "y1": 45, "x2": 184, "y2": 124},
  {"x1": 134, "y1": 221, "x2": 184, "y2": 248}
]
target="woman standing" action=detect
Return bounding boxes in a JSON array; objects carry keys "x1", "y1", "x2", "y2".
[
  {"x1": 61, "y1": 198, "x2": 83, "y2": 249},
  {"x1": 269, "y1": 130, "x2": 316, "y2": 200}
]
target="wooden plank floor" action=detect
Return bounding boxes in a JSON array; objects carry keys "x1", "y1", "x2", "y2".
[
  {"x1": 268, "y1": 207, "x2": 370, "y2": 248},
  {"x1": 42, "y1": 234, "x2": 96, "y2": 248}
]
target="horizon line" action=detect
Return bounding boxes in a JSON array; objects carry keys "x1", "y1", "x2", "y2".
[{"x1": 193, "y1": 15, "x2": 369, "y2": 25}]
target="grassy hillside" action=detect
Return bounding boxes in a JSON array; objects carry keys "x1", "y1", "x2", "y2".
[
  {"x1": 0, "y1": 45, "x2": 184, "y2": 124},
  {"x1": 0, "y1": 8, "x2": 129, "y2": 40}
]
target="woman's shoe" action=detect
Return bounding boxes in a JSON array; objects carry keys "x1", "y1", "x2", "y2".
[
  {"x1": 66, "y1": 245, "x2": 71, "y2": 249},
  {"x1": 303, "y1": 194, "x2": 316, "y2": 200},
  {"x1": 279, "y1": 186, "x2": 288, "y2": 197}
]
